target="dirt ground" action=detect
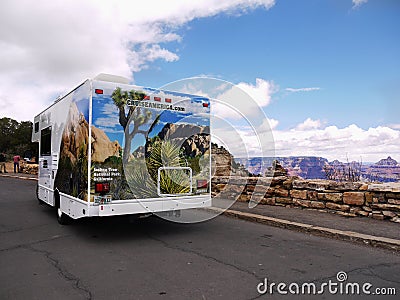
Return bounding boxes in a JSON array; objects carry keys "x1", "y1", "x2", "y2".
[
  {"x1": 1, "y1": 161, "x2": 34, "y2": 173},
  {"x1": 1, "y1": 162, "x2": 17, "y2": 173}
]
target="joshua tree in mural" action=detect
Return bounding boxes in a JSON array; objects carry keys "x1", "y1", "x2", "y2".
[{"x1": 111, "y1": 87, "x2": 152, "y2": 165}]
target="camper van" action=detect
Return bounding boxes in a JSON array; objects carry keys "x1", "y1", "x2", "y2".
[{"x1": 32, "y1": 74, "x2": 211, "y2": 224}]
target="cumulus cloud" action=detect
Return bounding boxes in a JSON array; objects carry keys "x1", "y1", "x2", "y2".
[
  {"x1": 236, "y1": 78, "x2": 276, "y2": 108},
  {"x1": 285, "y1": 87, "x2": 321, "y2": 93},
  {"x1": 267, "y1": 118, "x2": 279, "y2": 130},
  {"x1": 352, "y1": 0, "x2": 368, "y2": 9},
  {"x1": 0, "y1": 0, "x2": 275, "y2": 121},
  {"x1": 273, "y1": 123, "x2": 400, "y2": 162},
  {"x1": 212, "y1": 78, "x2": 277, "y2": 119},
  {"x1": 295, "y1": 118, "x2": 322, "y2": 131},
  {"x1": 211, "y1": 110, "x2": 400, "y2": 162}
]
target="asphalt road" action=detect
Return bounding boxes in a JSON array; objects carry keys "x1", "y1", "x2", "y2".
[{"x1": 1, "y1": 177, "x2": 399, "y2": 300}]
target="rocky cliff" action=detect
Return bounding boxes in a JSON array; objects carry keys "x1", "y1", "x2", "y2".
[
  {"x1": 181, "y1": 134, "x2": 210, "y2": 157},
  {"x1": 158, "y1": 123, "x2": 209, "y2": 141},
  {"x1": 60, "y1": 102, "x2": 121, "y2": 164},
  {"x1": 133, "y1": 123, "x2": 210, "y2": 159},
  {"x1": 91, "y1": 126, "x2": 121, "y2": 162},
  {"x1": 60, "y1": 102, "x2": 89, "y2": 165},
  {"x1": 211, "y1": 143, "x2": 250, "y2": 177}
]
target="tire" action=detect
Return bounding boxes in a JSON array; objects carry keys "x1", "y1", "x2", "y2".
[
  {"x1": 57, "y1": 206, "x2": 71, "y2": 225},
  {"x1": 54, "y1": 190, "x2": 71, "y2": 225}
]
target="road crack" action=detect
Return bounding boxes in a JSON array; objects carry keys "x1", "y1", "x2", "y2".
[
  {"x1": 147, "y1": 233, "x2": 263, "y2": 281},
  {"x1": 23, "y1": 244, "x2": 93, "y2": 300}
]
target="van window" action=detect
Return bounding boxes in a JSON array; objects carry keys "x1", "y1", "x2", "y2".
[
  {"x1": 40, "y1": 127, "x2": 51, "y2": 156},
  {"x1": 34, "y1": 122, "x2": 39, "y2": 133}
]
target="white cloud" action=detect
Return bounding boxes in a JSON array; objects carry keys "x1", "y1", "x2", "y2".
[
  {"x1": 212, "y1": 78, "x2": 277, "y2": 119},
  {"x1": 285, "y1": 87, "x2": 321, "y2": 92},
  {"x1": 236, "y1": 78, "x2": 276, "y2": 108},
  {"x1": 352, "y1": 0, "x2": 368, "y2": 9},
  {"x1": 274, "y1": 123, "x2": 400, "y2": 162},
  {"x1": 215, "y1": 117, "x2": 400, "y2": 162},
  {"x1": 267, "y1": 118, "x2": 279, "y2": 130},
  {"x1": 0, "y1": 0, "x2": 275, "y2": 121},
  {"x1": 295, "y1": 118, "x2": 322, "y2": 131}
]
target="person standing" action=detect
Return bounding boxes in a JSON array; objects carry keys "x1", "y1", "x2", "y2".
[
  {"x1": 13, "y1": 154, "x2": 21, "y2": 173},
  {"x1": 0, "y1": 152, "x2": 7, "y2": 173}
]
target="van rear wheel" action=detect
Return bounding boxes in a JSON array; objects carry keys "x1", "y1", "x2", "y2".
[
  {"x1": 36, "y1": 185, "x2": 44, "y2": 205},
  {"x1": 57, "y1": 207, "x2": 71, "y2": 225},
  {"x1": 54, "y1": 190, "x2": 71, "y2": 225}
]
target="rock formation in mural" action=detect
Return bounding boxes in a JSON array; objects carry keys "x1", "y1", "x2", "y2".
[
  {"x1": 91, "y1": 126, "x2": 121, "y2": 162},
  {"x1": 60, "y1": 102, "x2": 89, "y2": 165}
]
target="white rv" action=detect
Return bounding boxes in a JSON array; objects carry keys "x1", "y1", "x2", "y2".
[{"x1": 32, "y1": 74, "x2": 211, "y2": 224}]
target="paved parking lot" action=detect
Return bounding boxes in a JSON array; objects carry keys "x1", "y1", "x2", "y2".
[{"x1": 1, "y1": 177, "x2": 399, "y2": 299}]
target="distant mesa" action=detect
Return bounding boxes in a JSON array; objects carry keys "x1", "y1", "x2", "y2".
[
  {"x1": 235, "y1": 155, "x2": 400, "y2": 183},
  {"x1": 375, "y1": 156, "x2": 398, "y2": 166}
]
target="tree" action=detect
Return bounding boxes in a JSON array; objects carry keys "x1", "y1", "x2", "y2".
[
  {"x1": 0, "y1": 117, "x2": 37, "y2": 159},
  {"x1": 0, "y1": 117, "x2": 19, "y2": 152},
  {"x1": 111, "y1": 87, "x2": 152, "y2": 164}
]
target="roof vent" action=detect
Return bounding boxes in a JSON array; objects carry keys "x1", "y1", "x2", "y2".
[{"x1": 93, "y1": 73, "x2": 130, "y2": 84}]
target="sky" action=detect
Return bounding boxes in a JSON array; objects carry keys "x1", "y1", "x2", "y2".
[{"x1": 1, "y1": 0, "x2": 399, "y2": 162}]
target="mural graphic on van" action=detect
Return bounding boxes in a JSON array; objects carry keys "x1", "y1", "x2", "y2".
[
  {"x1": 54, "y1": 86, "x2": 90, "y2": 201},
  {"x1": 55, "y1": 85, "x2": 210, "y2": 202},
  {"x1": 91, "y1": 86, "x2": 210, "y2": 201}
]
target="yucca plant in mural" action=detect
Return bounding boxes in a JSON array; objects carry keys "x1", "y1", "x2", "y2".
[
  {"x1": 125, "y1": 140, "x2": 190, "y2": 198},
  {"x1": 125, "y1": 159, "x2": 158, "y2": 198},
  {"x1": 158, "y1": 168, "x2": 191, "y2": 195}
]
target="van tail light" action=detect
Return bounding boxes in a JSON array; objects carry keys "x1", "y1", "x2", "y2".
[
  {"x1": 95, "y1": 182, "x2": 110, "y2": 193},
  {"x1": 197, "y1": 180, "x2": 208, "y2": 189}
]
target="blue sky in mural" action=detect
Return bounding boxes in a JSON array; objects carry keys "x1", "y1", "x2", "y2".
[
  {"x1": 92, "y1": 94, "x2": 210, "y2": 153},
  {"x1": 75, "y1": 99, "x2": 89, "y2": 122}
]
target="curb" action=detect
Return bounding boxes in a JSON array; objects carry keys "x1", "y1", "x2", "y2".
[
  {"x1": 0, "y1": 174, "x2": 38, "y2": 181},
  {"x1": 207, "y1": 207, "x2": 400, "y2": 252}
]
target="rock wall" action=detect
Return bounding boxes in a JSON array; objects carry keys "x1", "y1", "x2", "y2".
[
  {"x1": 212, "y1": 176, "x2": 400, "y2": 223},
  {"x1": 211, "y1": 144, "x2": 250, "y2": 177},
  {"x1": 21, "y1": 163, "x2": 38, "y2": 175}
]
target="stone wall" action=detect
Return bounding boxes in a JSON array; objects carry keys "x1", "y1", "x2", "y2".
[{"x1": 212, "y1": 176, "x2": 400, "y2": 223}]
